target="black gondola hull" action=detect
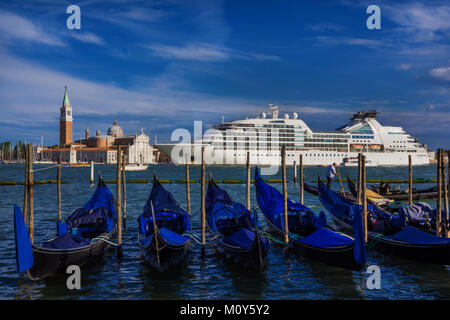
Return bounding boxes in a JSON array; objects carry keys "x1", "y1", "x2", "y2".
[
  {"x1": 27, "y1": 230, "x2": 114, "y2": 280},
  {"x1": 330, "y1": 214, "x2": 450, "y2": 265},
  {"x1": 213, "y1": 235, "x2": 269, "y2": 270},
  {"x1": 139, "y1": 233, "x2": 191, "y2": 272},
  {"x1": 262, "y1": 214, "x2": 361, "y2": 270}
]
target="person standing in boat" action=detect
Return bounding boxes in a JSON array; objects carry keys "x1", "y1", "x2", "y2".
[{"x1": 326, "y1": 163, "x2": 338, "y2": 188}]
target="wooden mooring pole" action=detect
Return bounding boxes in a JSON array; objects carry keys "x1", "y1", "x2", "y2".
[
  {"x1": 436, "y1": 149, "x2": 442, "y2": 236},
  {"x1": 90, "y1": 161, "x2": 94, "y2": 184},
  {"x1": 281, "y1": 146, "x2": 289, "y2": 245},
  {"x1": 27, "y1": 144, "x2": 34, "y2": 244},
  {"x1": 57, "y1": 156, "x2": 62, "y2": 221},
  {"x1": 447, "y1": 151, "x2": 450, "y2": 237},
  {"x1": 201, "y1": 146, "x2": 206, "y2": 254},
  {"x1": 185, "y1": 154, "x2": 190, "y2": 215},
  {"x1": 357, "y1": 153, "x2": 362, "y2": 205},
  {"x1": 362, "y1": 154, "x2": 368, "y2": 243},
  {"x1": 122, "y1": 154, "x2": 127, "y2": 229},
  {"x1": 246, "y1": 151, "x2": 251, "y2": 210},
  {"x1": 23, "y1": 144, "x2": 29, "y2": 225},
  {"x1": 299, "y1": 154, "x2": 304, "y2": 205},
  {"x1": 408, "y1": 155, "x2": 413, "y2": 205},
  {"x1": 442, "y1": 151, "x2": 449, "y2": 236},
  {"x1": 293, "y1": 161, "x2": 297, "y2": 184},
  {"x1": 116, "y1": 146, "x2": 123, "y2": 258}
]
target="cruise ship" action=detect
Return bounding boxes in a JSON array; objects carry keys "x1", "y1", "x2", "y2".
[{"x1": 155, "y1": 105, "x2": 431, "y2": 166}]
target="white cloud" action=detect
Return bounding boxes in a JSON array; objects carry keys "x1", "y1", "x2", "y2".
[
  {"x1": 385, "y1": 3, "x2": 450, "y2": 42},
  {"x1": 144, "y1": 42, "x2": 281, "y2": 62},
  {"x1": 70, "y1": 32, "x2": 105, "y2": 45},
  {"x1": 395, "y1": 64, "x2": 411, "y2": 71},
  {"x1": 308, "y1": 23, "x2": 344, "y2": 32},
  {"x1": 0, "y1": 10, "x2": 64, "y2": 46},
  {"x1": 146, "y1": 43, "x2": 229, "y2": 61},
  {"x1": 429, "y1": 66, "x2": 450, "y2": 81},
  {"x1": 314, "y1": 36, "x2": 388, "y2": 49}
]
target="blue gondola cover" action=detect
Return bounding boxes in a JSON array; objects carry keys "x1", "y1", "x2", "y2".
[
  {"x1": 57, "y1": 220, "x2": 68, "y2": 236},
  {"x1": 13, "y1": 205, "x2": 33, "y2": 273},
  {"x1": 255, "y1": 167, "x2": 325, "y2": 231},
  {"x1": 299, "y1": 227, "x2": 353, "y2": 248},
  {"x1": 392, "y1": 226, "x2": 450, "y2": 245},
  {"x1": 42, "y1": 232, "x2": 91, "y2": 249},
  {"x1": 138, "y1": 177, "x2": 190, "y2": 247},
  {"x1": 350, "y1": 205, "x2": 367, "y2": 266},
  {"x1": 159, "y1": 227, "x2": 190, "y2": 246},
  {"x1": 206, "y1": 180, "x2": 259, "y2": 236},
  {"x1": 223, "y1": 228, "x2": 257, "y2": 249}
]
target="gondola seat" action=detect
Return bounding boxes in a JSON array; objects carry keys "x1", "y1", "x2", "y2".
[
  {"x1": 42, "y1": 232, "x2": 91, "y2": 249},
  {"x1": 223, "y1": 228, "x2": 269, "y2": 250},
  {"x1": 159, "y1": 228, "x2": 190, "y2": 246}
]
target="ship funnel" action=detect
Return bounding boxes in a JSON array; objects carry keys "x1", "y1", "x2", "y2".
[
  {"x1": 261, "y1": 112, "x2": 266, "y2": 119},
  {"x1": 268, "y1": 104, "x2": 279, "y2": 119}
]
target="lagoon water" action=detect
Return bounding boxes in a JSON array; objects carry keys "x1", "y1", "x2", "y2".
[{"x1": 0, "y1": 164, "x2": 449, "y2": 300}]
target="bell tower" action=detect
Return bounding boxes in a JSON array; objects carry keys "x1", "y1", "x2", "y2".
[{"x1": 60, "y1": 86, "x2": 73, "y2": 147}]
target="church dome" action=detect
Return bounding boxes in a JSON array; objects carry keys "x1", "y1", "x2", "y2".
[{"x1": 107, "y1": 120, "x2": 123, "y2": 137}]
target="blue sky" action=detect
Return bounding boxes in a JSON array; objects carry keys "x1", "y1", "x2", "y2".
[{"x1": 0, "y1": 0, "x2": 449, "y2": 149}]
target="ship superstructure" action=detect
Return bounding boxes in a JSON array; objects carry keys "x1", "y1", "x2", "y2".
[{"x1": 155, "y1": 105, "x2": 430, "y2": 166}]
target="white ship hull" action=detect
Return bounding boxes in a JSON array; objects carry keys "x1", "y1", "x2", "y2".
[{"x1": 154, "y1": 144, "x2": 430, "y2": 166}]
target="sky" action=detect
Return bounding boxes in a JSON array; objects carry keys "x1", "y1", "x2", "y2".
[{"x1": 0, "y1": 0, "x2": 449, "y2": 150}]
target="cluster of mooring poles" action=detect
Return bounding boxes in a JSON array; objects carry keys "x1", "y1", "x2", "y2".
[
  {"x1": 435, "y1": 149, "x2": 449, "y2": 237},
  {"x1": 22, "y1": 144, "x2": 63, "y2": 244}
]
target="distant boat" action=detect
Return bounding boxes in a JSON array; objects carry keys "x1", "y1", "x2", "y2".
[
  {"x1": 34, "y1": 160, "x2": 55, "y2": 164},
  {"x1": 125, "y1": 163, "x2": 148, "y2": 171}
]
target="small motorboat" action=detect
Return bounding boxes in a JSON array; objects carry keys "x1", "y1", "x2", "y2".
[{"x1": 125, "y1": 163, "x2": 148, "y2": 171}]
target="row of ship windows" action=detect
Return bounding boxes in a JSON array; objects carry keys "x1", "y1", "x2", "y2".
[
  {"x1": 313, "y1": 134, "x2": 349, "y2": 139},
  {"x1": 221, "y1": 134, "x2": 296, "y2": 139},
  {"x1": 351, "y1": 135, "x2": 374, "y2": 139},
  {"x1": 222, "y1": 130, "x2": 296, "y2": 135},
  {"x1": 232, "y1": 153, "x2": 349, "y2": 157},
  {"x1": 305, "y1": 139, "x2": 348, "y2": 143}
]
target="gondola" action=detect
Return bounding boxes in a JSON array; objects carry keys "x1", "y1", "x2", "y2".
[
  {"x1": 206, "y1": 175, "x2": 270, "y2": 270},
  {"x1": 347, "y1": 176, "x2": 439, "y2": 233},
  {"x1": 370, "y1": 183, "x2": 437, "y2": 201},
  {"x1": 254, "y1": 167, "x2": 366, "y2": 270},
  {"x1": 318, "y1": 178, "x2": 450, "y2": 265},
  {"x1": 303, "y1": 181, "x2": 319, "y2": 196},
  {"x1": 14, "y1": 175, "x2": 117, "y2": 280},
  {"x1": 137, "y1": 174, "x2": 191, "y2": 272}
]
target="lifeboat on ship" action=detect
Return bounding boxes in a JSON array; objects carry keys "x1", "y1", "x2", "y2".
[
  {"x1": 369, "y1": 144, "x2": 382, "y2": 150},
  {"x1": 351, "y1": 144, "x2": 364, "y2": 150}
]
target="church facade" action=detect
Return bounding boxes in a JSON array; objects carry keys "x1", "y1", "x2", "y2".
[{"x1": 43, "y1": 87, "x2": 165, "y2": 164}]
